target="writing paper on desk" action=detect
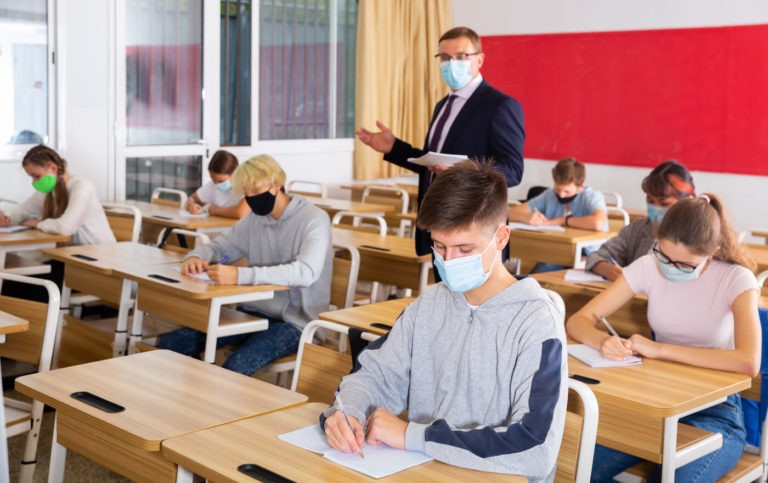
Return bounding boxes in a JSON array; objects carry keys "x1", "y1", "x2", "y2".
[
  {"x1": 0, "y1": 225, "x2": 30, "y2": 234},
  {"x1": 568, "y1": 344, "x2": 642, "y2": 367},
  {"x1": 508, "y1": 222, "x2": 566, "y2": 232},
  {"x1": 177, "y1": 209, "x2": 207, "y2": 218},
  {"x1": 171, "y1": 266, "x2": 213, "y2": 284},
  {"x1": 407, "y1": 152, "x2": 468, "y2": 168},
  {"x1": 279, "y1": 424, "x2": 433, "y2": 478},
  {"x1": 564, "y1": 269, "x2": 607, "y2": 283}
]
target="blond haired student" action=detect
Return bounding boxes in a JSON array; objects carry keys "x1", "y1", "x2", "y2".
[
  {"x1": 185, "y1": 149, "x2": 248, "y2": 219},
  {"x1": 567, "y1": 194, "x2": 759, "y2": 481}
]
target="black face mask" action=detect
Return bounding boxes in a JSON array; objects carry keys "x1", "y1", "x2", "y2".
[
  {"x1": 245, "y1": 189, "x2": 277, "y2": 216},
  {"x1": 555, "y1": 193, "x2": 578, "y2": 204}
]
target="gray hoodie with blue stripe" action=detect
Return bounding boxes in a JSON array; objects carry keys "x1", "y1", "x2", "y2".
[{"x1": 323, "y1": 277, "x2": 568, "y2": 481}]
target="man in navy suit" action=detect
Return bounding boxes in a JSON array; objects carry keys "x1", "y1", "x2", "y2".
[{"x1": 356, "y1": 26, "x2": 525, "y2": 259}]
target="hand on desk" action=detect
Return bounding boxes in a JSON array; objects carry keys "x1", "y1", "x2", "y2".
[
  {"x1": 365, "y1": 408, "x2": 407, "y2": 449},
  {"x1": 186, "y1": 201, "x2": 204, "y2": 214},
  {"x1": 0, "y1": 212, "x2": 10, "y2": 227},
  {"x1": 626, "y1": 334, "x2": 660, "y2": 359},
  {"x1": 181, "y1": 257, "x2": 208, "y2": 275},
  {"x1": 526, "y1": 210, "x2": 549, "y2": 226},
  {"x1": 325, "y1": 410, "x2": 366, "y2": 455},
  {"x1": 592, "y1": 261, "x2": 623, "y2": 281},
  {"x1": 206, "y1": 264, "x2": 237, "y2": 285},
  {"x1": 21, "y1": 219, "x2": 39, "y2": 228},
  {"x1": 356, "y1": 120, "x2": 395, "y2": 154},
  {"x1": 600, "y1": 334, "x2": 634, "y2": 361}
]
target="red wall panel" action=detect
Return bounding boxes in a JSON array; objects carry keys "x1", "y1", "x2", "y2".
[{"x1": 481, "y1": 25, "x2": 768, "y2": 176}]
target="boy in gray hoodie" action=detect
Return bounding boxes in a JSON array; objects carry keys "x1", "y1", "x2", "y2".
[{"x1": 322, "y1": 160, "x2": 568, "y2": 481}]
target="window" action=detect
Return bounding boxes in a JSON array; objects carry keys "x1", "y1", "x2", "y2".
[
  {"x1": 0, "y1": 0, "x2": 49, "y2": 147},
  {"x1": 220, "y1": 0, "x2": 357, "y2": 144}
]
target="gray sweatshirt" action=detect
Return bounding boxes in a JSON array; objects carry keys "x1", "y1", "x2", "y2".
[
  {"x1": 185, "y1": 195, "x2": 332, "y2": 330},
  {"x1": 322, "y1": 278, "x2": 568, "y2": 481},
  {"x1": 585, "y1": 217, "x2": 656, "y2": 270}
]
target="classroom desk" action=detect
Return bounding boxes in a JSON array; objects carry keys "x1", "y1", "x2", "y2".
[
  {"x1": 42, "y1": 242, "x2": 185, "y2": 356},
  {"x1": 306, "y1": 197, "x2": 395, "y2": 219},
  {"x1": 532, "y1": 270, "x2": 651, "y2": 338},
  {"x1": 162, "y1": 402, "x2": 526, "y2": 483},
  {"x1": 332, "y1": 228, "x2": 431, "y2": 294},
  {"x1": 122, "y1": 199, "x2": 237, "y2": 245},
  {"x1": 508, "y1": 226, "x2": 616, "y2": 269},
  {"x1": 0, "y1": 229, "x2": 69, "y2": 277},
  {"x1": 569, "y1": 353, "x2": 750, "y2": 482},
  {"x1": 115, "y1": 262, "x2": 287, "y2": 362},
  {"x1": 750, "y1": 228, "x2": 768, "y2": 245},
  {"x1": 0, "y1": 311, "x2": 29, "y2": 483},
  {"x1": 319, "y1": 297, "x2": 414, "y2": 335},
  {"x1": 15, "y1": 350, "x2": 307, "y2": 482},
  {"x1": 747, "y1": 244, "x2": 768, "y2": 273}
]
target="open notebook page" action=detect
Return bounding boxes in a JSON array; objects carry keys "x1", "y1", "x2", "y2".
[{"x1": 568, "y1": 344, "x2": 642, "y2": 367}]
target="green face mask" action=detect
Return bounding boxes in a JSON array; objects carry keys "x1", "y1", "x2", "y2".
[{"x1": 32, "y1": 173, "x2": 57, "y2": 193}]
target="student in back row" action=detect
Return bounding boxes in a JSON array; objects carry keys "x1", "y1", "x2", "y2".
[
  {"x1": 185, "y1": 149, "x2": 249, "y2": 219},
  {"x1": 160, "y1": 154, "x2": 332, "y2": 376},
  {"x1": 587, "y1": 160, "x2": 695, "y2": 280},
  {"x1": 322, "y1": 161, "x2": 567, "y2": 480}
]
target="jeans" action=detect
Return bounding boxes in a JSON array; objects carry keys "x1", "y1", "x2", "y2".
[
  {"x1": 158, "y1": 309, "x2": 302, "y2": 376},
  {"x1": 591, "y1": 393, "x2": 746, "y2": 482}
]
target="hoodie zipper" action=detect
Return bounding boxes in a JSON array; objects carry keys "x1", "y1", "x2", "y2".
[{"x1": 443, "y1": 307, "x2": 476, "y2": 415}]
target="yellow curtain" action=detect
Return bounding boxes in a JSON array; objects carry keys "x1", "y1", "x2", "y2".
[{"x1": 353, "y1": 0, "x2": 452, "y2": 180}]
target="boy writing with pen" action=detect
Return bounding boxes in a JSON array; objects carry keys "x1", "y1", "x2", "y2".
[
  {"x1": 158, "y1": 154, "x2": 333, "y2": 376},
  {"x1": 322, "y1": 161, "x2": 568, "y2": 479}
]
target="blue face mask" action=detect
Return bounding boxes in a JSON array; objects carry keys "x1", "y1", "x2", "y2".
[
  {"x1": 215, "y1": 180, "x2": 232, "y2": 192},
  {"x1": 432, "y1": 229, "x2": 499, "y2": 293},
  {"x1": 440, "y1": 60, "x2": 473, "y2": 90},
  {"x1": 646, "y1": 204, "x2": 668, "y2": 224},
  {"x1": 656, "y1": 256, "x2": 707, "y2": 283}
]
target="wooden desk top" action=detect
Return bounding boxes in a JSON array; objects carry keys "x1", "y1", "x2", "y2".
[
  {"x1": 43, "y1": 242, "x2": 184, "y2": 275},
  {"x1": 0, "y1": 311, "x2": 29, "y2": 335},
  {"x1": 569, "y1": 355, "x2": 750, "y2": 417},
  {"x1": 319, "y1": 298, "x2": 414, "y2": 335},
  {"x1": 0, "y1": 229, "x2": 69, "y2": 247},
  {"x1": 509, "y1": 226, "x2": 616, "y2": 243},
  {"x1": 747, "y1": 244, "x2": 768, "y2": 273},
  {"x1": 332, "y1": 228, "x2": 429, "y2": 263},
  {"x1": 15, "y1": 350, "x2": 307, "y2": 452},
  {"x1": 161, "y1": 402, "x2": 525, "y2": 482},
  {"x1": 532, "y1": 269, "x2": 612, "y2": 296},
  {"x1": 122, "y1": 200, "x2": 237, "y2": 230},
  {"x1": 112, "y1": 262, "x2": 287, "y2": 300},
  {"x1": 308, "y1": 197, "x2": 395, "y2": 215}
]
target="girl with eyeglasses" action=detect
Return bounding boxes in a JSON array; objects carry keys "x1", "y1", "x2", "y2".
[{"x1": 567, "y1": 193, "x2": 759, "y2": 481}]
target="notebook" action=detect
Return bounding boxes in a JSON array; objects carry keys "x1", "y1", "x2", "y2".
[
  {"x1": 568, "y1": 343, "x2": 642, "y2": 367},
  {"x1": 279, "y1": 424, "x2": 433, "y2": 479},
  {"x1": 564, "y1": 269, "x2": 607, "y2": 283},
  {"x1": 0, "y1": 225, "x2": 30, "y2": 234},
  {"x1": 178, "y1": 209, "x2": 207, "y2": 218},
  {"x1": 507, "y1": 222, "x2": 565, "y2": 232}
]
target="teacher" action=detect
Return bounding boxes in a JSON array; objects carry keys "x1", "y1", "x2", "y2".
[{"x1": 356, "y1": 26, "x2": 525, "y2": 258}]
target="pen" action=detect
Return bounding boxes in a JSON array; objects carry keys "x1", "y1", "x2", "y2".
[
  {"x1": 608, "y1": 254, "x2": 618, "y2": 265},
  {"x1": 599, "y1": 316, "x2": 621, "y2": 341},
  {"x1": 334, "y1": 390, "x2": 365, "y2": 459},
  {"x1": 214, "y1": 255, "x2": 229, "y2": 265}
]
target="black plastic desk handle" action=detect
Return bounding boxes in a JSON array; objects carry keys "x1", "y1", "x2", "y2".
[
  {"x1": 70, "y1": 391, "x2": 125, "y2": 413},
  {"x1": 72, "y1": 254, "x2": 98, "y2": 261},
  {"x1": 237, "y1": 464, "x2": 295, "y2": 482},
  {"x1": 148, "y1": 273, "x2": 180, "y2": 284},
  {"x1": 570, "y1": 374, "x2": 600, "y2": 385},
  {"x1": 359, "y1": 244, "x2": 390, "y2": 252},
  {"x1": 152, "y1": 215, "x2": 173, "y2": 220},
  {"x1": 370, "y1": 322, "x2": 393, "y2": 330}
]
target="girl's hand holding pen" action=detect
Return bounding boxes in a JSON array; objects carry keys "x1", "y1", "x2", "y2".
[{"x1": 599, "y1": 334, "x2": 634, "y2": 360}]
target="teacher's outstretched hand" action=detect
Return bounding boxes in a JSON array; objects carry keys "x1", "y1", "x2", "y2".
[{"x1": 355, "y1": 120, "x2": 395, "y2": 154}]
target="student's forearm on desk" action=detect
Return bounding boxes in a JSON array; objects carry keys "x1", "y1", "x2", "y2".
[
  {"x1": 567, "y1": 210, "x2": 607, "y2": 231},
  {"x1": 208, "y1": 199, "x2": 248, "y2": 219}
]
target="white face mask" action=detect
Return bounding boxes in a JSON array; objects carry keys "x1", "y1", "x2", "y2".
[{"x1": 432, "y1": 228, "x2": 500, "y2": 292}]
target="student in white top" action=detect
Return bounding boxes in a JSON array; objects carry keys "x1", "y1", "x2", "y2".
[
  {"x1": 0, "y1": 145, "x2": 115, "y2": 246},
  {"x1": 567, "y1": 193, "x2": 760, "y2": 481},
  {"x1": 185, "y1": 149, "x2": 248, "y2": 219}
]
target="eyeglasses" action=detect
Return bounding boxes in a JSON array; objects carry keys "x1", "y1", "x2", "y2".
[
  {"x1": 434, "y1": 52, "x2": 481, "y2": 62},
  {"x1": 651, "y1": 245, "x2": 702, "y2": 273}
]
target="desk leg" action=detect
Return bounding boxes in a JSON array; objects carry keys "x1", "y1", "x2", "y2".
[
  {"x1": 418, "y1": 261, "x2": 431, "y2": 293},
  {"x1": 113, "y1": 280, "x2": 134, "y2": 356},
  {"x1": 48, "y1": 414, "x2": 66, "y2": 483},
  {"x1": 0, "y1": 333, "x2": 9, "y2": 483},
  {"x1": 661, "y1": 417, "x2": 679, "y2": 483},
  {"x1": 203, "y1": 301, "x2": 222, "y2": 363},
  {"x1": 128, "y1": 296, "x2": 145, "y2": 355},
  {"x1": 50, "y1": 286, "x2": 71, "y2": 369},
  {"x1": 175, "y1": 465, "x2": 194, "y2": 483}
]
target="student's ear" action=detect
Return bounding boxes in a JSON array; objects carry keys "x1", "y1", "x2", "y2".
[{"x1": 496, "y1": 225, "x2": 510, "y2": 249}]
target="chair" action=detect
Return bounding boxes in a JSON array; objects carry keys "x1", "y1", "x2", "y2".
[
  {"x1": 290, "y1": 320, "x2": 379, "y2": 404},
  {"x1": 0, "y1": 273, "x2": 60, "y2": 483},
  {"x1": 607, "y1": 207, "x2": 630, "y2": 232},
  {"x1": 331, "y1": 211, "x2": 387, "y2": 236},
  {"x1": 102, "y1": 203, "x2": 142, "y2": 242},
  {"x1": 555, "y1": 378, "x2": 600, "y2": 483},
  {"x1": 362, "y1": 186, "x2": 410, "y2": 237},
  {"x1": 260, "y1": 244, "x2": 361, "y2": 386},
  {"x1": 286, "y1": 180, "x2": 327, "y2": 198},
  {"x1": 526, "y1": 185, "x2": 548, "y2": 201},
  {"x1": 156, "y1": 228, "x2": 211, "y2": 253},
  {"x1": 150, "y1": 187, "x2": 187, "y2": 208},
  {"x1": 601, "y1": 191, "x2": 624, "y2": 208}
]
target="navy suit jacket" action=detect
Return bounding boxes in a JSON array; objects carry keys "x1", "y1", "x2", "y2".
[{"x1": 383, "y1": 79, "x2": 525, "y2": 254}]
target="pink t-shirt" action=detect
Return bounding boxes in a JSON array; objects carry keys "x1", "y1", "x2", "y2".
[{"x1": 623, "y1": 255, "x2": 758, "y2": 350}]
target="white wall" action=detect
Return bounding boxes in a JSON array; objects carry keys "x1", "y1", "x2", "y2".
[{"x1": 454, "y1": 0, "x2": 768, "y2": 233}]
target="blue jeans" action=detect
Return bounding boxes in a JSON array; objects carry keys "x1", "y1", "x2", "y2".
[
  {"x1": 158, "y1": 310, "x2": 301, "y2": 376},
  {"x1": 591, "y1": 394, "x2": 746, "y2": 482}
]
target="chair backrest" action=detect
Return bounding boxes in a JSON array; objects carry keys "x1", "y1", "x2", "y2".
[
  {"x1": 331, "y1": 211, "x2": 387, "y2": 236},
  {"x1": 0, "y1": 273, "x2": 60, "y2": 371},
  {"x1": 607, "y1": 207, "x2": 630, "y2": 232},
  {"x1": 555, "y1": 378, "x2": 599, "y2": 483},
  {"x1": 331, "y1": 243, "x2": 360, "y2": 310},
  {"x1": 526, "y1": 185, "x2": 548, "y2": 201},
  {"x1": 103, "y1": 203, "x2": 142, "y2": 242},
  {"x1": 157, "y1": 228, "x2": 210, "y2": 253},
  {"x1": 758, "y1": 271, "x2": 768, "y2": 297},
  {"x1": 286, "y1": 180, "x2": 327, "y2": 198},
  {"x1": 291, "y1": 320, "x2": 378, "y2": 404},
  {"x1": 151, "y1": 187, "x2": 188, "y2": 208},
  {"x1": 362, "y1": 186, "x2": 409, "y2": 215},
  {"x1": 600, "y1": 190, "x2": 623, "y2": 208}
]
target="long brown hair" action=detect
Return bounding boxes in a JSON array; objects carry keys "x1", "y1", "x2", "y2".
[
  {"x1": 22, "y1": 145, "x2": 69, "y2": 219},
  {"x1": 657, "y1": 193, "x2": 755, "y2": 270}
]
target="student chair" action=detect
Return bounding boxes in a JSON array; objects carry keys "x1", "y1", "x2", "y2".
[
  {"x1": 607, "y1": 206, "x2": 630, "y2": 232},
  {"x1": 331, "y1": 211, "x2": 388, "y2": 236},
  {"x1": 525, "y1": 185, "x2": 548, "y2": 201},
  {"x1": 0, "y1": 273, "x2": 60, "y2": 483},
  {"x1": 150, "y1": 187, "x2": 188, "y2": 208},
  {"x1": 555, "y1": 378, "x2": 600, "y2": 483},
  {"x1": 259, "y1": 244, "x2": 361, "y2": 387},
  {"x1": 102, "y1": 203, "x2": 142, "y2": 242},
  {"x1": 156, "y1": 227, "x2": 211, "y2": 253},
  {"x1": 286, "y1": 180, "x2": 327, "y2": 198},
  {"x1": 361, "y1": 186, "x2": 410, "y2": 237},
  {"x1": 290, "y1": 320, "x2": 379, "y2": 404},
  {"x1": 600, "y1": 191, "x2": 624, "y2": 208}
]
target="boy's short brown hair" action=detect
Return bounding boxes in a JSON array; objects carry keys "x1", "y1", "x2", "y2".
[
  {"x1": 417, "y1": 160, "x2": 507, "y2": 235},
  {"x1": 551, "y1": 157, "x2": 586, "y2": 185},
  {"x1": 439, "y1": 27, "x2": 482, "y2": 52}
]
